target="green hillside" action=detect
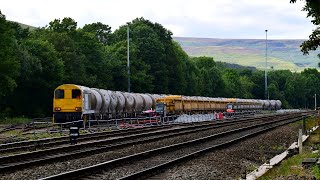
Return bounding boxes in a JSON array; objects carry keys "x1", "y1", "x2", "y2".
[
  {"x1": 174, "y1": 37, "x2": 320, "y2": 71},
  {"x1": 9, "y1": 21, "x2": 37, "y2": 30}
]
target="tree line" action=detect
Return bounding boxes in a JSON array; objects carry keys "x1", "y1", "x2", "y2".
[{"x1": 0, "y1": 10, "x2": 320, "y2": 118}]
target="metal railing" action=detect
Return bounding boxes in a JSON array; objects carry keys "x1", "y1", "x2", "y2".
[{"x1": 28, "y1": 111, "x2": 262, "y2": 136}]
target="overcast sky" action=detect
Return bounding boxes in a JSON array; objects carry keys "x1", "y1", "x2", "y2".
[{"x1": 0, "y1": 0, "x2": 316, "y2": 39}]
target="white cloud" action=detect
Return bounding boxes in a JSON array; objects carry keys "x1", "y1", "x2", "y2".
[{"x1": 0, "y1": 0, "x2": 315, "y2": 39}]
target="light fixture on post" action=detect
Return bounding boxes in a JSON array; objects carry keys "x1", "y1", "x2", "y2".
[
  {"x1": 127, "y1": 25, "x2": 130, "y2": 93},
  {"x1": 265, "y1": 29, "x2": 268, "y2": 100}
]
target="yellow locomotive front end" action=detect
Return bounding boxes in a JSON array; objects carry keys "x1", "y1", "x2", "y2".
[{"x1": 53, "y1": 84, "x2": 83, "y2": 123}]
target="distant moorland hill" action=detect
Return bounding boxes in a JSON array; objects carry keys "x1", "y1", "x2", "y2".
[
  {"x1": 174, "y1": 37, "x2": 320, "y2": 71},
  {"x1": 13, "y1": 21, "x2": 319, "y2": 71}
]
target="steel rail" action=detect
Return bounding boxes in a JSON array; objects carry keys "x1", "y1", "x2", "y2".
[
  {"x1": 0, "y1": 113, "x2": 284, "y2": 172},
  {"x1": 120, "y1": 117, "x2": 302, "y2": 180},
  {"x1": 0, "y1": 113, "x2": 296, "y2": 173},
  {"x1": 0, "y1": 113, "x2": 282, "y2": 154},
  {"x1": 0, "y1": 112, "x2": 286, "y2": 152},
  {"x1": 40, "y1": 113, "x2": 306, "y2": 180}
]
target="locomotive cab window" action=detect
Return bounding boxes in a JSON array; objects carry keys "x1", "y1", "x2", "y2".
[
  {"x1": 72, "y1": 89, "x2": 82, "y2": 99},
  {"x1": 55, "y1": 89, "x2": 64, "y2": 99}
]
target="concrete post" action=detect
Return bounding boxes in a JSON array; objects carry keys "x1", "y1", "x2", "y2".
[
  {"x1": 298, "y1": 129, "x2": 303, "y2": 154},
  {"x1": 302, "y1": 116, "x2": 306, "y2": 135}
]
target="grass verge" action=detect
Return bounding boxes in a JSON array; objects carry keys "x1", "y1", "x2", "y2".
[
  {"x1": 259, "y1": 116, "x2": 320, "y2": 179},
  {"x1": 0, "y1": 117, "x2": 32, "y2": 124}
]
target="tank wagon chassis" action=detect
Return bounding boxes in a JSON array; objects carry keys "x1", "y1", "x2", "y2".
[{"x1": 53, "y1": 84, "x2": 282, "y2": 124}]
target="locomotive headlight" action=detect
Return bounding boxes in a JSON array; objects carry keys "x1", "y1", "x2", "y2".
[
  {"x1": 75, "y1": 107, "x2": 82, "y2": 111},
  {"x1": 55, "y1": 107, "x2": 61, "y2": 111}
]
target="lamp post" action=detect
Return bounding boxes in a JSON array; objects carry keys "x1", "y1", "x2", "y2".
[
  {"x1": 265, "y1": 29, "x2": 268, "y2": 100},
  {"x1": 127, "y1": 25, "x2": 130, "y2": 93}
]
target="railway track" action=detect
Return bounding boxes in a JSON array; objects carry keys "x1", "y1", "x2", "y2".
[
  {"x1": 0, "y1": 113, "x2": 291, "y2": 173},
  {"x1": 40, "y1": 112, "x2": 307, "y2": 180},
  {"x1": 0, "y1": 124, "x2": 22, "y2": 134},
  {"x1": 0, "y1": 118, "x2": 53, "y2": 135},
  {"x1": 0, "y1": 112, "x2": 308, "y2": 179},
  {"x1": 0, "y1": 124, "x2": 176, "y2": 154},
  {"x1": 0, "y1": 113, "x2": 276, "y2": 155}
]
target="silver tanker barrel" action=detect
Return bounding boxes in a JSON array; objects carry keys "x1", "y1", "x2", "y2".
[
  {"x1": 150, "y1": 94, "x2": 161, "y2": 100},
  {"x1": 258, "y1": 100, "x2": 264, "y2": 109},
  {"x1": 108, "y1": 91, "x2": 118, "y2": 115},
  {"x1": 255, "y1": 99, "x2": 260, "y2": 109},
  {"x1": 263, "y1": 100, "x2": 270, "y2": 110},
  {"x1": 115, "y1": 91, "x2": 125, "y2": 114},
  {"x1": 150, "y1": 94, "x2": 161, "y2": 109},
  {"x1": 90, "y1": 88, "x2": 103, "y2": 114},
  {"x1": 141, "y1": 94, "x2": 153, "y2": 110},
  {"x1": 132, "y1": 93, "x2": 144, "y2": 112},
  {"x1": 270, "y1": 100, "x2": 276, "y2": 110},
  {"x1": 146, "y1": 94, "x2": 156, "y2": 109},
  {"x1": 254, "y1": 99, "x2": 260, "y2": 109},
  {"x1": 276, "y1": 100, "x2": 282, "y2": 110},
  {"x1": 123, "y1": 92, "x2": 135, "y2": 113},
  {"x1": 95, "y1": 89, "x2": 111, "y2": 114}
]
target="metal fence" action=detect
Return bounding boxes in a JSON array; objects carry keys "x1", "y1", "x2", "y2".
[{"x1": 28, "y1": 110, "x2": 261, "y2": 135}]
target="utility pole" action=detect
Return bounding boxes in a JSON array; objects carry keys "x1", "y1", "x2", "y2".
[
  {"x1": 265, "y1": 29, "x2": 268, "y2": 100},
  {"x1": 127, "y1": 26, "x2": 130, "y2": 93}
]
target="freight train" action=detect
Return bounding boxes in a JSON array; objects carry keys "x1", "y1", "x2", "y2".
[{"x1": 53, "y1": 84, "x2": 282, "y2": 123}]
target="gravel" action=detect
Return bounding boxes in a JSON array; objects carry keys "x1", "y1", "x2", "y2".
[
  {"x1": 154, "y1": 122, "x2": 300, "y2": 179},
  {"x1": 0, "y1": 115, "x2": 300, "y2": 180},
  {"x1": 0, "y1": 119, "x2": 266, "y2": 180}
]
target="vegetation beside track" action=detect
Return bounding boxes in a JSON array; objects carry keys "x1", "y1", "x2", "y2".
[
  {"x1": 260, "y1": 116, "x2": 320, "y2": 179},
  {"x1": 0, "y1": 117, "x2": 32, "y2": 124}
]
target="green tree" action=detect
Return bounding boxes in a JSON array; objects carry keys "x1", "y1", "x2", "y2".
[
  {"x1": 249, "y1": 71, "x2": 265, "y2": 99},
  {"x1": 301, "y1": 68, "x2": 320, "y2": 108},
  {"x1": 8, "y1": 39, "x2": 64, "y2": 116},
  {"x1": 239, "y1": 76, "x2": 254, "y2": 99},
  {"x1": 107, "y1": 40, "x2": 154, "y2": 92},
  {"x1": 83, "y1": 22, "x2": 112, "y2": 45},
  {"x1": 112, "y1": 18, "x2": 188, "y2": 94},
  {"x1": 48, "y1": 18, "x2": 77, "y2": 33},
  {"x1": 222, "y1": 69, "x2": 242, "y2": 97},
  {"x1": 284, "y1": 73, "x2": 308, "y2": 108},
  {"x1": 0, "y1": 11, "x2": 20, "y2": 97},
  {"x1": 167, "y1": 41, "x2": 187, "y2": 94},
  {"x1": 191, "y1": 57, "x2": 224, "y2": 97},
  {"x1": 184, "y1": 59, "x2": 200, "y2": 96},
  {"x1": 192, "y1": 56, "x2": 216, "y2": 70},
  {"x1": 290, "y1": 0, "x2": 320, "y2": 62}
]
